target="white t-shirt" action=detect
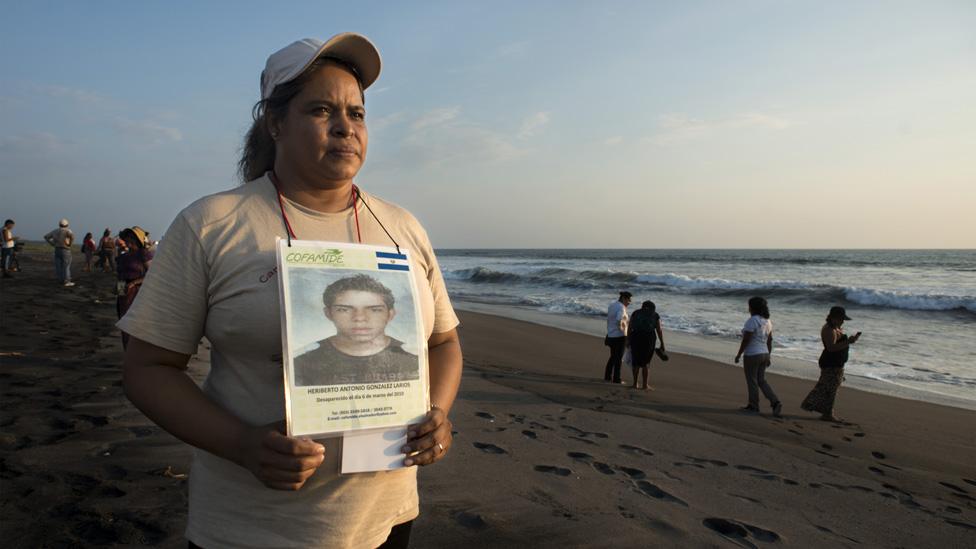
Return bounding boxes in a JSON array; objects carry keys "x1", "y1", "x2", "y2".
[
  {"x1": 606, "y1": 301, "x2": 628, "y2": 338},
  {"x1": 117, "y1": 174, "x2": 459, "y2": 549},
  {"x1": 742, "y1": 315, "x2": 773, "y2": 356}
]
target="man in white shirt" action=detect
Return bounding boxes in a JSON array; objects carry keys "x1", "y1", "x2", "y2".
[
  {"x1": 604, "y1": 291, "x2": 632, "y2": 383},
  {"x1": 44, "y1": 218, "x2": 75, "y2": 287}
]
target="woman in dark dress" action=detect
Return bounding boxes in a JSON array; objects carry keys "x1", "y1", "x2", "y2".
[
  {"x1": 801, "y1": 306, "x2": 862, "y2": 422},
  {"x1": 628, "y1": 300, "x2": 665, "y2": 390}
]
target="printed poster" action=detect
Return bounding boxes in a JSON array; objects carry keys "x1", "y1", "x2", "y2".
[{"x1": 277, "y1": 239, "x2": 429, "y2": 438}]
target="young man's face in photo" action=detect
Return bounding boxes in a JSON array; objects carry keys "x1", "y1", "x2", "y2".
[{"x1": 325, "y1": 290, "x2": 395, "y2": 343}]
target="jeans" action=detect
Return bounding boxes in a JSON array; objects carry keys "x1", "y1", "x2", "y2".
[
  {"x1": 743, "y1": 353, "x2": 779, "y2": 408},
  {"x1": 1, "y1": 247, "x2": 11, "y2": 273},
  {"x1": 604, "y1": 336, "x2": 627, "y2": 382},
  {"x1": 54, "y1": 248, "x2": 72, "y2": 283}
]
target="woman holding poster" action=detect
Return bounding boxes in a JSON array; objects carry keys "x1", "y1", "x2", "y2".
[{"x1": 119, "y1": 33, "x2": 462, "y2": 549}]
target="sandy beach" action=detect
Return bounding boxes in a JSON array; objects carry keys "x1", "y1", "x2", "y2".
[{"x1": 2, "y1": 249, "x2": 975, "y2": 547}]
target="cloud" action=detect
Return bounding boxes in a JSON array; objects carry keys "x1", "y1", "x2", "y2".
[
  {"x1": 650, "y1": 112, "x2": 793, "y2": 144},
  {"x1": 495, "y1": 41, "x2": 530, "y2": 58},
  {"x1": 33, "y1": 84, "x2": 105, "y2": 104},
  {"x1": 369, "y1": 111, "x2": 408, "y2": 132},
  {"x1": 113, "y1": 117, "x2": 183, "y2": 143},
  {"x1": 411, "y1": 106, "x2": 461, "y2": 130},
  {"x1": 604, "y1": 136, "x2": 623, "y2": 146},
  {"x1": 0, "y1": 132, "x2": 71, "y2": 156},
  {"x1": 518, "y1": 111, "x2": 550, "y2": 140},
  {"x1": 370, "y1": 106, "x2": 527, "y2": 170}
]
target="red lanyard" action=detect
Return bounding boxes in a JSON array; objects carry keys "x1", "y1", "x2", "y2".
[{"x1": 268, "y1": 171, "x2": 361, "y2": 245}]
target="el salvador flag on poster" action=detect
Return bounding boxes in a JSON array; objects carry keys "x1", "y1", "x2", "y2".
[{"x1": 376, "y1": 251, "x2": 410, "y2": 271}]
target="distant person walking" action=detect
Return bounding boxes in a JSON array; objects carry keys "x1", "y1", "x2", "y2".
[
  {"x1": 82, "y1": 232, "x2": 96, "y2": 272},
  {"x1": 96, "y1": 228, "x2": 116, "y2": 272},
  {"x1": 1, "y1": 219, "x2": 16, "y2": 278},
  {"x1": 628, "y1": 300, "x2": 665, "y2": 390},
  {"x1": 44, "y1": 218, "x2": 75, "y2": 287},
  {"x1": 734, "y1": 297, "x2": 782, "y2": 417},
  {"x1": 802, "y1": 306, "x2": 862, "y2": 422},
  {"x1": 604, "y1": 291, "x2": 632, "y2": 384}
]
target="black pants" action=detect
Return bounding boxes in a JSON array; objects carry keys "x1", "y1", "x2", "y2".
[
  {"x1": 604, "y1": 336, "x2": 626, "y2": 382},
  {"x1": 188, "y1": 520, "x2": 413, "y2": 549}
]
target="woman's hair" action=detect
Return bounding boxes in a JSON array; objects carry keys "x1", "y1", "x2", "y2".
[
  {"x1": 748, "y1": 296, "x2": 770, "y2": 319},
  {"x1": 102, "y1": 228, "x2": 111, "y2": 237},
  {"x1": 84, "y1": 232, "x2": 92, "y2": 239},
  {"x1": 238, "y1": 56, "x2": 365, "y2": 183},
  {"x1": 641, "y1": 300, "x2": 656, "y2": 312}
]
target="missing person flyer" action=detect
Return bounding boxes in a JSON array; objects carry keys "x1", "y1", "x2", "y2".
[{"x1": 277, "y1": 239, "x2": 429, "y2": 438}]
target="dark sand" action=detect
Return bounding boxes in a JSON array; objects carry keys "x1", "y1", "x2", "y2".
[{"x1": 2, "y1": 250, "x2": 975, "y2": 547}]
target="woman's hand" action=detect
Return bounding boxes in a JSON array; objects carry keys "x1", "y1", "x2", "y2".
[
  {"x1": 403, "y1": 406, "x2": 453, "y2": 467},
  {"x1": 237, "y1": 422, "x2": 325, "y2": 491}
]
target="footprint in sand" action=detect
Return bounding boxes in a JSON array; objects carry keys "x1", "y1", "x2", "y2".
[
  {"x1": 474, "y1": 412, "x2": 495, "y2": 421},
  {"x1": 939, "y1": 481, "x2": 969, "y2": 494},
  {"x1": 871, "y1": 451, "x2": 886, "y2": 459},
  {"x1": 788, "y1": 429, "x2": 803, "y2": 436},
  {"x1": 618, "y1": 466, "x2": 646, "y2": 479},
  {"x1": 452, "y1": 511, "x2": 488, "y2": 530},
  {"x1": 814, "y1": 449, "x2": 840, "y2": 458},
  {"x1": 521, "y1": 430, "x2": 537, "y2": 439},
  {"x1": 821, "y1": 443, "x2": 833, "y2": 450},
  {"x1": 592, "y1": 462, "x2": 615, "y2": 475},
  {"x1": 825, "y1": 483, "x2": 874, "y2": 493},
  {"x1": 472, "y1": 442, "x2": 507, "y2": 454},
  {"x1": 686, "y1": 456, "x2": 729, "y2": 467},
  {"x1": 945, "y1": 519, "x2": 976, "y2": 530},
  {"x1": 868, "y1": 466, "x2": 885, "y2": 476},
  {"x1": 963, "y1": 478, "x2": 976, "y2": 487},
  {"x1": 569, "y1": 436, "x2": 598, "y2": 446},
  {"x1": 853, "y1": 432, "x2": 866, "y2": 437},
  {"x1": 674, "y1": 462, "x2": 705, "y2": 469},
  {"x1": 534, "y1": 465, "x2": 572, "y2": 476},
  {"x1": 560, "y1": 425, "x2": 609, "y2": 439},
  {"x1": 633, "y1": 480, "x2": 687, "y2": 506},
  {"x1": 813, "y1": 524, "x2": 861, "y2": 544},
  {"x1": 703, "y1": 518, "x2": 781, "y2": 544},
  {"x1": 843, "y1": 436, "x2": 853, "y2": 442},
  {"x1": 945, "y1": 505, "x2": 962, "y2": 514},
  {"x1": 567, "y1": 452, "x2": 592, "y2": 461},
  {"x1": 735, "y1": 465, "x2": 770, "y2": 474},
  {"x1": 618, "y1": 444, "x2": 654, "y2": 456},
  {"x1": 729, "y1": 493, "x2": 763, "y2": 505}
]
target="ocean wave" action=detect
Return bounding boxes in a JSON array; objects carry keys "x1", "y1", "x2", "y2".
[
  {"x1": 843, "y1": 288, "x2": 976, "y2": 314},
  {"x1": 444, "y1": 266, "x2": 976, "y2": 314},
  {"x1": 437, "y1": 249, "x2": 976, "y2": 271}
]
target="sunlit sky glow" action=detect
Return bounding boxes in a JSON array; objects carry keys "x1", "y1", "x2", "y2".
[{"x1": 2, "y1": 1, "x2": 974, "y2": 248}]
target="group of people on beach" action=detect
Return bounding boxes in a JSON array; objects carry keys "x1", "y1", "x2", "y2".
[
  {"x1": 605, "y1": 291, "x2": 863, "y2": 423},
  {"x1": 3, "y1": 218, "x2": 155, "y2": 348}
]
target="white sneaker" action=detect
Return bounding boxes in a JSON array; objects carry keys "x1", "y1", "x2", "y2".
[{"x1": 63, "y1": 282, "x2": 75, "y2": 287}]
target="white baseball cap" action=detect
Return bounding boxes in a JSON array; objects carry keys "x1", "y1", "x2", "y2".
[
  {"x1": 260, "y1": 33, "x2": 382, "y2": 100},
  {"x1": 59, "y1": 218, "x2": 69, "y2": 227}
]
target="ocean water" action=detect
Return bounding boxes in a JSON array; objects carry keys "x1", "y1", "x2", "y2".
[{"x1": 437, "y1": 249, "x2": 976, "y2": 406}]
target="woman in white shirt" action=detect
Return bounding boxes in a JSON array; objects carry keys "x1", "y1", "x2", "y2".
[
  {"x1": 119, "y1": 34, "x2": 462, "y2": 549},
  {"x1": 734, "y1": 297, "x2": 782, "y2": 417}
]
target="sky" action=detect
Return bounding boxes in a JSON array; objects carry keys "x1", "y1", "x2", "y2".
[{"x1": 2, "y1": 0, "x2": 974, "y2": 248}]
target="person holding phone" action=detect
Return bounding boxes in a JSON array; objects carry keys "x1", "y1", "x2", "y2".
[{"x1": 801, "y1": 306, "x2": 862, "y2": 422}]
